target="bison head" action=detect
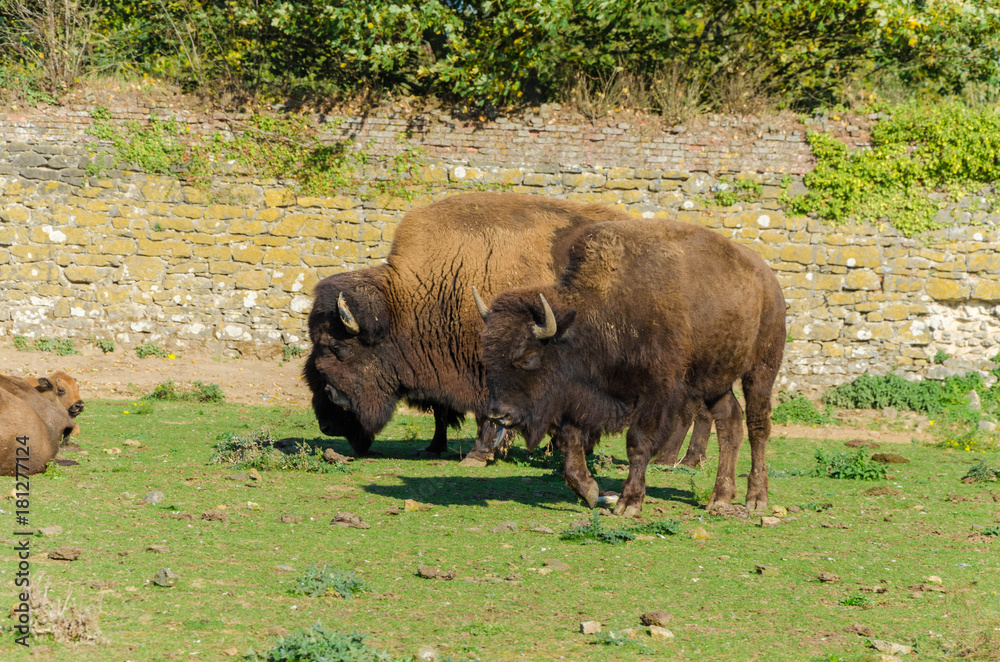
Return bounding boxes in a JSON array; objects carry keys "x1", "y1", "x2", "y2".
[
  {"x1": 479, "y1": 288, "x2": 577, "y2": 450},
  {"x1": 305, "y1": 271, "x2": 399, "y2": 455},
  {"x1": 32, "y1": 372, "x2": 85, "y2": 419}
]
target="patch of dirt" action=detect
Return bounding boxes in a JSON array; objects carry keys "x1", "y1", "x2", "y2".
[{"x1": 0, "y1": 345, "x2": 310, "y2": 406}]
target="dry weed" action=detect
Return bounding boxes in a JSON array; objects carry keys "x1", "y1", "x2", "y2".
[{"x1": 28, "y1": 573, "x2": 105, "y2": 644}]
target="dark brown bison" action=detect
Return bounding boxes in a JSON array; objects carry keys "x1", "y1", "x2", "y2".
[
  {"x1": 0, "y1": 375, "x2": 76, "y2": 475},
  {"x1": 304, "y1": 192, "x2": 628, "y2": 458},
  {"x1": 479, "y1": 218, "x2": 785, "y2": 516}
]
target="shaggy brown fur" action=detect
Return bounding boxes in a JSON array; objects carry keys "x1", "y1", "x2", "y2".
[
  {"x1": 481, "y1": 218, "x2": 785, "y2": 516},
  {"x1": 0, "y1": 376, "x2": 75, "y2": 476},
  {"x1": 304, "y1": 192, "x2": 628, "y2": 457}
]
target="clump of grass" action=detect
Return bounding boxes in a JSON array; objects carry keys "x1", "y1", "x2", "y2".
[
  {"x1": 839, "y1": 593, "x2": 874, "y2": 608},
  {"x1": 135, "y1": 342, "x2": 172, "y2": 359},
  {"x1": 290, "y1": 564, "x2": 371, "y2": 600},
  {"x1": 250, "y1": 623, "x2": 404, "y2": 662},
  {"x1": 93, "y1": 338, "x2": 115, "y2": 354},
  {"x1": 282, "y1": 345, "x2": 303, "y2": 362},
  {"x1": 560, "y1": 511, "x2": 636, "y2": 545},
  {"x1": 962, "y1": 459, "x2": 998, "y2": 484},
  {"x1": 628, "y1": 519, "x2": 682, "y2": 536},
  {"x1": 812, "y1": 449, "x2": 887, "y2": 481},
  {"x1": 772, "y1": 391, "x2": 835, "y2": 425},
  {"x1": 211, "y1": 428, "x2": 349, "y2": 474},
  {"x1": 688, "y1": 475, "x2": 713, "y2": 505},
  {"x1": 983, "y1": 525, "x2": 1000, "y2": 536},
  {"x1": 28, "y1": 573, "x2": 105, "y2": 643},
  {"x1": 13, "y1": 335, "x2": 79, "y2": 356},
  {"x1": 143, "y1": 380, "x2": 225, "y2": 403}
]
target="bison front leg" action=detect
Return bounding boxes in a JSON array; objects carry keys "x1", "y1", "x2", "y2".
[
  {"x1": 425, "y1": 405, "x2": 452, "y2": 455},
  {"x1": 707, "y1": 392, "x2": 744, "y2": 513},
  {"x1": 560, "y1": 425, "x2": 599, "y2": 509},
  {"x1": 615, "y1": 422, "x2": 659, "y2": 518},
  {"x1": 459, "y1": 417, "x2": 510, "y2": 467}
]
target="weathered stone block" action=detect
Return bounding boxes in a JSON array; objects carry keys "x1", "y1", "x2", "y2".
[
  {"x1": 828, "y1": 246, "x2": 880, "y2": 268},
  {"x1": 843, "y1": 270, "x2": 881, "y2": 291},
  {"x1": 788, "y1": 319, "x2": 841, "y2": 341},
  {"x1": 235, "y1": 270, "x2": 269, "y2": 290},
  {"x1": 264, "y1": 188, "x2": 297, "y2": 207},
  {"x1": 205, "y1": 204, "x2": 245, "y2": 220},
  {"x1": 230, "y1": 219, "x2": 268, "y2": 236},
  {"x1": 971, "y1": 278, "x2": 1000, "y2": 303},
  {"x1": 925, "y1": 277, "x2": 970, "y2": 302},
  {"x1": 64, "y1": 266, "x2": 109, "y2": 283},
  {"x1": 231, "y1": 244, "x2": 264, "y2": 264},
  {"x1": 262, "y1": 247, "x2": 300, "y2": 266},
  {"x1": 137, "y1": 239, "x2": 192, "y2": 258},
  {"x1": 118, "y1": 256, "x2": 166, "y2": 283},
  {"x1": 140, "y1": 178, "x2": 182, "y2": 202},
  {"x1": 967, "y1": 253, "x2": 1000, "y2": 273}
]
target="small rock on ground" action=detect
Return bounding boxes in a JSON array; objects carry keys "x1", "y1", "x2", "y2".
[
  {"x1": 38, "y1": 525, "x2": 62, "y2": 537},
  {"x1": 649, "y1": 626, "x2": 674, "y2": 641},
  {"x1": 754, "y1": 564, "x2": 779, "y2": 577},
  {"x1": 529, "y1": 524, "x2": 554, "y2": 534},
  {"x1": 323, "y1": 448, "x2": 353, "y2": 464},
  {"x1": 872, "y1": 453, "x2": 910, "y2": 464},
  {"x1": 404, "y1": 499, "x2": 432, "y2": 512},
  {"x1": 47, "y1": 546, "x2": 82, "y2": 561},
  {"x1": 278, "y1": 514, "x2": 301, "y2": 524},
  {"x1": 491, "y1": 521, "x2": 518, "y2": 533},
  {"x1": 416, "y1": 565, "x2": 455, "y2": 580},
  {"x1": 330, "y1": 512, "x2": 370, "y2": 529},
  {"x1": 143, "y1": 491, "x2": 165, "y2": 505},
  {"x1": 543, "y1": 559, "x2": 570, "y2": 572},
  {"x1": 871, "y1": 640, "x2": 913, "y2": 655},
  {"x1": 691, "y1": 526, "x2": 711, "y2": 540},
  {"x1": 146, "y1": 545, "x2": 170, "y2": 554},
  {"x1": 151, "y1": 567, "x2": 180, "y2": 587},
  {"x1": 845, "y1": 439, "x2": 879, "y2": 449},
  {"x1": 760, "y1": 516, "x2": 781, "y2": 527},
  {"x1": 818, "y1": 572, "x2": 840, "y2": 583},
  {"x1": 640, "y1": 610, "x2": 673, "y2": 627},
  {"x1": 580, "y1": 621, "x2": 601, "y2": 635}
]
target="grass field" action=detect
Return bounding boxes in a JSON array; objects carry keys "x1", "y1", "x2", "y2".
[{"x1": 3, "y1": 399, "x2": 999, "y2": 661}]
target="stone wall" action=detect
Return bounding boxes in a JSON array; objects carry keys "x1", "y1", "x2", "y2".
[{"x1": 1, "y1": 102, "x2": 998, "y2": 390}]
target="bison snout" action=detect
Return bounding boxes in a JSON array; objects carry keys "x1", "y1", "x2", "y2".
[
  {"x1": 69, "y1": 401, "x2": 84, "y2": 416},
  {"x1": 486, "y1": 405, "x2": 519, "y2": 429},
  {"x1": 324, "y1": 384, "x2": 351, "y2": 410}
]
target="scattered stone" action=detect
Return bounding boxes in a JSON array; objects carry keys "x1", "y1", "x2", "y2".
[
  {"x1": 580, "y1": 621, "x2": 602, "y2": 635},
  {"x1": 385, "y1": 507, "x2": 401, "y2": 516},
  {"x1": 275, "y1": 565, "x2": 295, "y2": 573},
  {"x1": 458, "y1": 456, "x2": 488, "y2": 468},
  {"x1": 596, "y1": 494, "x2": 619, "y2": 507},
  {"x1": 978, "y1": 420, "x2": 997, "y2": 432},
  {"x1": 871, "y1": 640, "x2": 913, "y2": 655},
  {"x1": 529, "y1": 524, "x2": 555, "y2": 534},
  {"x1": 151, "y1": 567, "x2": 180, "y2": 587},
  {"x1": 491, "y1": 521, "x2": 518, "y2": 534},
  {"x1": 909, "y1": 582, "x2": 945, "y2": 593},
  {"x1": 247, "y1": 468, "x2": 262, "y2": 481},
  {"x1": 278, "y1": 514, "x2": 301, "y2": 524},
  {"x1": 846, "y1": 623, "x2": 874, "y2": 637},
  {"x1": 404, "y1": 499, "x2": 432, "y2": 512},
  {"x1": 754, "y1": 564, "x2": 779, "y2": 577},
  {"x1": 845, "y1": 439, "x2": 879, "y2": 449},
  {"x1": 47, "y1": 546, "x2": 82, "y2": 561},
  {"x1": 543, "y1": 559, "x2": 570, "y2": 572},
  {"x1": 818, "y1": 572, "x2": 840, "y2": 583},
  {"x1": 760, "y1": 516, "x2": 781, "y2": 527},
  {"x1": 537, "y1": 568, "x2": 552, "y2": 576},
  {"x1": 146, "y1": 545, "x2": 170, "y2": 554},
  {"x1": 691, "y1": 526, "x2": 711, "y2": 540},
  {"x1": 707, "y1": 503, "x2": 749, "y2": 518},
  {"x1": 771, "y1": 506, "x2": 787, "y2": 518},
  {"x1": 640, "y1": 610, "x2": 673, "y2": 627},
  {"x1": 142, "y1": 491, "x2": 165, "y2": 506},
  {"x1": 821, "y1": 522, "x2": 850, "y2": 529},
  {"x1": 54, "y1": 459, "x2": 79, "y2": 467},
  {"x1": 872, "y1": 453, "x2": 910, "y2": 464},
  {"x1": 226, "y1": 474, "x2": 249, "y2": 482},
  {"x1": 330, "y1": 512, "x2": 370, "y2": 529},
  {"x1": 416, "y1": 565, "x2": 455, "y2": 580},
  {"x1": 415, "y1": 646, "x2": 440, "y2": 662},
  {"x1": 266, "y1": 626, "x2": 290, "y2": 637},
  {"x1": 223, "y1": 648, "x2": 240, "y2": 657},
  {"x1": 966, "y1": 390, "x2": 982, "y2": 410},
  {"x1": 649, "y1": 626, "x2": 675, "y2": 641},
  {"x1": 201, "y1": 509, "x2": 228, "y2": 522},
  {"x1": 323, "y1": 448, "x2": 353, "y2": 464},
  {"x1": 618, "y1": 628, "x2": 638, "y2": 638},
  {"x1": 926, "y1": 575, "x2": 943, "y2": 585},
  {"x1": 103, "y1": 447, "x2": 121, "y2": 455},
  {"x1": 38, "y1": 525, "x2": 62, "y2": 537},
  {"x1": 787, "y1": 505, "x2": 802, "y2": 513},
  {"x1": 123, "y1": 439, "x2": 142, "y2": 447}
]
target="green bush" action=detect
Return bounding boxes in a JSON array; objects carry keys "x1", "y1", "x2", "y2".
[
  {"x1": 144, "y1": 380, "x2": 225, "y2": 403},
  {"x1": 135, "y1": 342, "x2": 171, "y2": 359},
  {"x1": 962, "y1": 460, "x2": 998, "y2": 484},
  {"x1": 290, "y1": 564, "x2": 371, "y2": 600},
  {"x1": 250, "y1": 623, "x2": 404, "y2": 662},
  {"x1": 211, "y1": 428, "x2": 348, "y2": 474},
  {"x1": 812, "y1": 449, "x2": 887, "y2": 481},
  {"x1": 12, "y1": 336, "x2": 79, "y2": 356},
  {"x1": 772, "y1": 391, "x2": 835, "y2": 425},
  {"x1": 93, "y1": 338, "x2": 115, "y2": 354},
  {"x1": 821, "y1": 372, "x2": 984, "y2": 416}
]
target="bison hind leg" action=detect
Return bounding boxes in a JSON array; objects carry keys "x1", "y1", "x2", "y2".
[
  {"x1": 706, "y1": 392, "x2": 744, "y2": 511},
  {"x1": 425, "y1": 404, "x2": 464, "y2": 455}
]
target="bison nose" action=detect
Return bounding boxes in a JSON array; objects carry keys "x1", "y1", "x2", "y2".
[
  {"x1": 487, "y1": 405, "x2": 518, "y2": 428},
  {"x1": 325, "y1": 384, "x2": 351, "y2": 410},
  {"x1": 70, "y1": 401, "x2": 84, "y2": 416}
]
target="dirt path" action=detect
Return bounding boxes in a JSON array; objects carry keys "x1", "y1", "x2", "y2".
[{"x1": 0, "y1": 344, "x2": 311, "y2": 405}]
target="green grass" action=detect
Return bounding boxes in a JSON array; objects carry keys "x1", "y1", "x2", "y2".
[{"x1": 3, "y1": 401, "x2": 1000, "y2": 661}]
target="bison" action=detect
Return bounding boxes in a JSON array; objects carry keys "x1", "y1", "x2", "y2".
[
  {"x1": 478, "y1": 218, "x2": 785, "y2": 516},
  {"x1": 305, "y1": 192, "x2": 629, "y2": 459},
  {"x1": 0, "y1": 375, "x2": 77, "y2": 475},
  {"x1": 26, "y1": 371, "x2": 85, "y2": 436}
]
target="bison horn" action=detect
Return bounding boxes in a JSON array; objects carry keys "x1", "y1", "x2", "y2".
[
  {"x1": 533, "y1": 293, "x2": 557, "y2": 340},
  {"x1": 472, "y1": 286, "x2": 490, "y2": 322},
  {"x1": 337, "y1": 292, "x2": 360, "y2": 335}
]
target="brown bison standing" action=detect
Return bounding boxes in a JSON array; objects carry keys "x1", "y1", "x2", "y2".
[
  {"x1": 304, "y1": 193, "x2": 628, "y2": 458},
  {"x1": 479, "y1": 218, "x2": 786, "y2": 516}
]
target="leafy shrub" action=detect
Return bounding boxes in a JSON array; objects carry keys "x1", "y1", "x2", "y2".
[
  {"x1": 93, "y1": 338, "x2": 115, "y2": 354},
  {"x1": 251, "y1": 623, "x2": 404, "y2": 662},
  {"x1": 711, "y1": 177, "x2": 763, "y2": 206},
  {"x1": 135, "y1": 342, "x2": 171, "y2": 359},
  {"x1": 933, "y1": 349, "x2": 951, "y2": 365},
  {"x1": 13, "y1": 336, "x2": 79, "y2": 356},
  {"x1": 144, "y1": 380, "x2": 225, "y2": 403},
  {"x1": 962, "y1": 460, "x2": 998, "y2": 484},
  {"x1": 772, "y1": 391, "x2": 835, "y2": 425},
  {"x1": 212, "y1": 428, "x2": 348, "y2": 474},
  {"x1": 812, "y1": 449, "x2": 887, "y2": 481},
  {"x1": 282, "y1": 345, "x2": 303, "y2": 362},
  {"x1": 628, "y1": 519, "x2": 682, "y2": 536},
  {"x1": 591, "y1": 629, "x2": 650, "y2": 651},
  {"x1": 822, "y1": 372, "x2": 985, "y2": 417},
  {"x1": 983, "y1": 525, "x2": 1000, "y2": 537},
  {"x1": 560, "y1": 511, "x2": 635, "y2": 545},
  {"x1": 290, "y1": 564, "x2": 370, "y2": 600},
  {"x1": 840, "y1": 593, "x2": 874, "y2": 608}
]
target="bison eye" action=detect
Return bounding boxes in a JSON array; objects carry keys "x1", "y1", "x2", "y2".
[
  {"x1": 333, "y1": 344, "x2": 352, "y2": 361},
  {"x1": 517, "y1": 352, "x2": 540, "y2": 370}
]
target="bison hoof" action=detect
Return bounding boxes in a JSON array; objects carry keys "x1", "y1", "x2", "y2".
[
  {"x1": 745, "y1": 496, "x2": 768, "y2": 512},
  {"x1": 579, "y1": 481, "x2": 599, "y2": 509},
  {"x1": 613, "y1": 500, "x2": 642, "y2": 518},
  {"x1": 458, "y1": 455, "x2": 490, "y2": 468}
]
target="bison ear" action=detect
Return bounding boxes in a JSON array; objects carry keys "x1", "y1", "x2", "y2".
[
  {"x1": 34, "y1": 377, "x2": 54, "y2": 393},
  {"x1": 553, "y1": 309, "x2": 576, "y2": 342}
]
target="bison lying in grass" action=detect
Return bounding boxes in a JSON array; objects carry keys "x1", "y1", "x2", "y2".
[
  {"x1": 304, "y1": 192, "x2": 627, "y2": 460},
  {"x1": 479, "y1": 218, "x2": 786, "y2": 516},
  {"x1": 0, "y1": 374, "x2": 78, "y2": 475}
]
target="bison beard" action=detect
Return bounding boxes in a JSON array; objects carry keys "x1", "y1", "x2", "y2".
[
  {"x1": 480, "y1": 218, "x2": 786, "y2": 516},
  {"x1": 304, "y1": 192, "x2": 629, "y2": 458}
]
